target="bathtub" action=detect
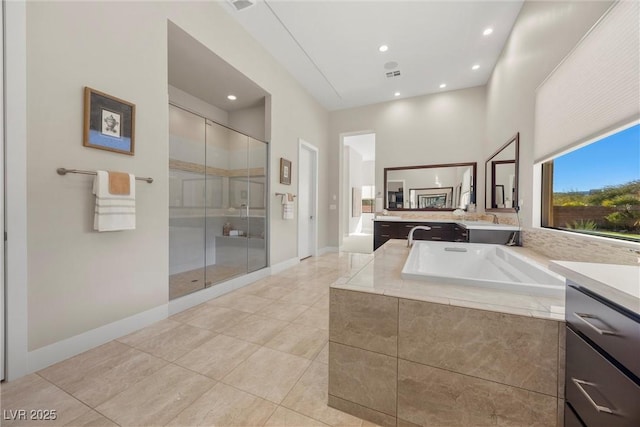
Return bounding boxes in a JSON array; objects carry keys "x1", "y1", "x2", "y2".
[{"x1": 401, "y1": 241, "x2": 565, "y2": 297}]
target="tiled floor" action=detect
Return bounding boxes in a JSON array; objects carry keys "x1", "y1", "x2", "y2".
[{"x1": 1, "y1": 252, "x2": 377, "y2": 427}]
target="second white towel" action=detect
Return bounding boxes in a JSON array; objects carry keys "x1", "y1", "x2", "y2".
[{"x1": 281, "y1": 193, "x2": 294, "y2": 220}]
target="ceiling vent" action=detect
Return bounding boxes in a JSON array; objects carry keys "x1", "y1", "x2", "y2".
[
  {"x1": 228, "y1": 0, "x2": 255, "y2": 11},
  {"x1": 386, "y1": 70, "x2": 401, "y2": 78}
]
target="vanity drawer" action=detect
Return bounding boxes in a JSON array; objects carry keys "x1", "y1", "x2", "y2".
[
  {"x1": 566, "y1": 328, "x2": 640, "y2": 427},
  {"x1": 566, "y1": 284, "x2": 640, "y2": 379}
]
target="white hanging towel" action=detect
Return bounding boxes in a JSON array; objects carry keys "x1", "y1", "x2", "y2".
[
  {"x1": 281, "y1": 193, "x2": 294, "y2": 220},
  {"x1": 93, "y1": 171, "x2": 136, "y2": 231}
]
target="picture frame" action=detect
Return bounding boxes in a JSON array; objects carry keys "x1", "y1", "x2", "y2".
[
  {"x1": 83, "y1": 87, "x2": 135, "y2": 155},
  {"x1": 280, "y1": 158, "x2": 292, "y2": 185}
]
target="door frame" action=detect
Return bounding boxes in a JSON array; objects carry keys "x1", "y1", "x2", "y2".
[
  {"x1": 1, "y1": 0, "x2": 5, "y2": 381},
  {"x1": 297, "y1": 139, "x2": 318, "y2": 259}
]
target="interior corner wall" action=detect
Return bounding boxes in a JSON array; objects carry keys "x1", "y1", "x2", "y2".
[
  {"x1": 23, "y1": 1, "x2": 328, "y2": 359},
  {"x1": 485, "y1": 0, "x2": 613, "y2": 226},
  {"x1": 228, "y1": 104, "x2": 266, "y2": 142},
  {"x1": 168, "y1": 85, "x2": 229, "y2": 125},
  {"x1": 328, "y1": 86, "x2": 487, "y2": 242}
]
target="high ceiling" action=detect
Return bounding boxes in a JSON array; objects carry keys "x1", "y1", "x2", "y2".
[{"x1": 222, "y1": 0, "x2": 524, "y2": 111}]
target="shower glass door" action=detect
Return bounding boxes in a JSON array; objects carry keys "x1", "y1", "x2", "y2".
[
  {"x1": 169, "y1": 105, "x2": 207, "y2": 299},
  {"x1": 169, "y1": 105, "x2": 268, "y2": 300}
]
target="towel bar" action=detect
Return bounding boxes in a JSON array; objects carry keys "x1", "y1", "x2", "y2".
[
  {"x1": 275, "y1": 192, "x2": 296, "y2": 198},
  {"x1": 57, "y1": 168, "x2": 153, "y2": 183}
]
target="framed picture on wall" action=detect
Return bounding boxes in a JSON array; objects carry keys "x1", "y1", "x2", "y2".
[
  {"x1": 280, "y1": 158, "x2": 292, "y2": 185},
  {"x1": 83, "y1": 87, "x2": 136, "y2": 155}
]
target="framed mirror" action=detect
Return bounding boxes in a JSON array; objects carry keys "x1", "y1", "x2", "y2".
[
  {"x1": 485, "y1": 133, "x2": 519, "y2": 212},
  {"x1": 384, "y1": 162, "x2": 477, "y2": 211}
]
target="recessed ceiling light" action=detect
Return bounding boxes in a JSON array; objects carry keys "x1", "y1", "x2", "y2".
[
  {"x1": 483, "y1": 28, "x2": 493, "y2": 36},
  {"x1": 379, "y1": 45, "x2": 389, "y2": 52},
  {"x1": 439, "y1": 83, "x2": 447, "y2": 89},
  {"x1": 472, "y1": 64, "x2": 480, "y2": 70},
  {"x1": 227, "y1": 95, "x2": 237, "y2": 101},
  {"x1": 394, "y1": 92, "x2": 401, "y2": 97}
]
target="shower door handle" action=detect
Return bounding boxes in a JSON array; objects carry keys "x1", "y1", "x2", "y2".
[{"x1": 240, "y1": 204, "x2": 248, "y2": 219}]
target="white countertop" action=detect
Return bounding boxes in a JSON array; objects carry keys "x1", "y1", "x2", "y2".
[
  {"x1": 549, "y1": 261, "x2": 640, "y2": 315},
  {"x1": 373, "y1": 217, "x2": 519, "y2": 231},
  {"x1": 332, "y1": 239, "x2": 565, "y2": 321}
]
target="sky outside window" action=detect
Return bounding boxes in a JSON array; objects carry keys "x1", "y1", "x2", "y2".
[{"x1": 553, "y1": 124, "x2": 640, "y2": 193}]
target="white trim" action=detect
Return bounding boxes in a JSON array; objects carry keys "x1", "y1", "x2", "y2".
[
  {"x1": 0, "y1": 0, "x2": 5, "y2": 381},
  {"x1": 27, "y1": 305, "x2": 168, "y2": 373},
  {"x1": 5, "y1": 0, "x2": 28, "y2": 381},
  {"x1": 298, "y1": 139, "x2": 319, "y2": 259},
  {"x1": 319, "y1": 246, "x2": 339, "y2": 255},
  {"x1": 168, "y1": 267, "x2": 270, "y2": 316}
]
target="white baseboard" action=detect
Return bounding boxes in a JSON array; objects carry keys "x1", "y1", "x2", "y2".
[
  {"x1": 27, "y1": 304, "x2": 168, "y2": 373},
  {"x1": 319, "y1": 246, "x2": 339, "y2": 255},
  {"x1": 270, "y1": 257, "x2": 300, "y2": 274},
  {"x1": 168, "y1": 268, "x2": 270, "y2": 316}
]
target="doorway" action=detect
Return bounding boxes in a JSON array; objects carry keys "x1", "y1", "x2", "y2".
[
  {"x1": 341, "y1": 133, "x2": 376, "y2": 254},
  {"x1": 298, "y1": 140, "x2": 318, "y2": 260}
]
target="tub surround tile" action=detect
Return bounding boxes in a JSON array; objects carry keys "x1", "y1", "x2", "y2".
[
  {"x1": 397, "y1": 360, "x2": 557, "y2": 427},
  {"x1": 557, "y1": 398, "x2": 565, "y2": 427},
  {"x1": 265, "y1": 323, "x2": 328, "y2": 359},
  {"x1": 0, "y1": 374, "x2": 92, "y2": 427},
  {"x1": 95, "y1": 364, "x2": 214, "y2": 426},
  {"x1": 398, "y1": 299, "x2": 559, "y2": 397},
  {"x1": 166, "y1": 382, "x2": 277, "y2": 426},
  {"x1": 264, "y1": 406, "x2": 329, "y2": 427},
  {"x1": 132, "y1": 323, "x2": 215, "y2": 362},
  {"x1": 281, "y1": 362, "x2": 366, "y2": 427},
  {"x1": 222, "y1": 314, "x2": 289, "y2": 345},
  {"x1": 397, "y1": 418, "x2": 422, "y2": 427},
  {"x1": 330, "y1": 289, "x2": 398, "y2": 356},
  {"x1": 175, "y1": 334, "x2": 260, "y2": 380},
  {"x1": 222, "y1": 347, "x2": 311, "y2": 404},
  {"x1": 328, "y1": 395, "x2": 396, "y2": 427},
  {"x1": 328, "y1": 342, "x2": 397, "y2": 416}
]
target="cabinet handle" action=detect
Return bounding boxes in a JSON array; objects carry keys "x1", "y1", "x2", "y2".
[
  {"x1": 571, "y1": 378, "x2": 614, "y2": 414},
  {"x1": 381, "y1": 224, "x2": 391, "y2": 228},
  {"x1": 381, "y1": 234, "x2": 391, "y2": 237},
  {"x1": 573, "y1": 312, "x2": 617, "y2": 335}
]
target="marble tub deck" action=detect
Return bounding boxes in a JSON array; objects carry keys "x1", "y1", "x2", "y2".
[
  {"x1": 334, "y1": 239, "x2": 566, "y2": 320},
  {"x1": 0, "y1": 252, "x2": 379, "y2": 427}
]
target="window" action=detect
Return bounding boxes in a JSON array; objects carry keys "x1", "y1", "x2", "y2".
[
  {"x1": 541, "y1": 123, "x2": 640, "y2": 242},
  {"x1": 361, "y1": 185, "x2": 375, "y2": 214}
]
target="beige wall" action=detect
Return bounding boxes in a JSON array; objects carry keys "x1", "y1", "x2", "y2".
[
  {"x1": 329, "y1": 86, "x2": 487, "y2": 244},
  {"x1": 485, "y1": 0, "x2": 613, "y2": 226},
  {"x1": 26, "y1": 1, "x2": 328, "y2": 351}
]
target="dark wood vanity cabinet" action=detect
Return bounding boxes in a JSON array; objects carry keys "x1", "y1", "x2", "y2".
[
  {"x1": 565, "y1": 283, "x2": 640, "y2": 427},
  {"x1": 373, "y1": 221, "x2": 458, "y2": 250}
]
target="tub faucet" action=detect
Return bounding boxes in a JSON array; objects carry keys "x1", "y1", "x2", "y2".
[
  {"x1": 407, "y1": 226, "x2": 432, "y2": 248},
  {"x1": 488, "y1": 214, "x2": 499, "y2": 224}
]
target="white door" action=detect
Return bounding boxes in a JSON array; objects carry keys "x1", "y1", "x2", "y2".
[{"x1": 298, "y1": 141, "x2": 317, "y2": 259}]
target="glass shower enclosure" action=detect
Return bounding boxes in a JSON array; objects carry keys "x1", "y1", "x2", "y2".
[{"x1": 168, "y1": 105, "x2": 268, "y2": 300}]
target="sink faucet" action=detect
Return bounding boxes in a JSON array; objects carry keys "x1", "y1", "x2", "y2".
[
  {"x1": 407, "y1": 226, "x2": 432, "y2": 247},
  {"x1": 488, "y1": 214, "x2": 499, "y2": 224}
]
